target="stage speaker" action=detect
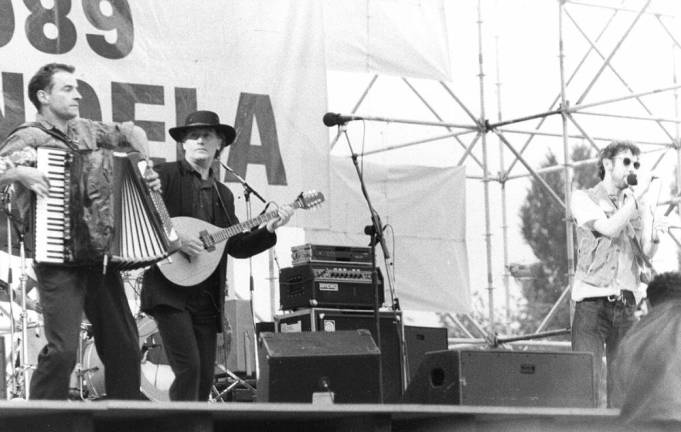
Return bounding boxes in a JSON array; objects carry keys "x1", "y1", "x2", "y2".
[
  {"x1": 257, "y1": 330, "x2": 380, "y2": 403},
  {"x1": 403, "y1": 349, "x2": 595, "y2": 407},
  {"x1": 276, "y1": 308, "x2": 403, "y2": 402},
  {"x1": 404, "y1": 326, "x2": 448, "y2": 381},
  {"x1": 217, "y1": 299, "x2": 255, "y2": 375}
]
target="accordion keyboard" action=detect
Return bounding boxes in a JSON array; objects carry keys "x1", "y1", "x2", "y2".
[{"x1": 35, "y1": 147, "x2": 70, "y2": 263}]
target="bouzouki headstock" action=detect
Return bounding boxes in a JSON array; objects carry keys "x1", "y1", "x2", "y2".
[{"x1": 294, "y1": 190, "x2": 325, "y2": 210}]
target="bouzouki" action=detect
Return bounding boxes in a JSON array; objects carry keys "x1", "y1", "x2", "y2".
[{"x1": 157, "y1": 190, "x2": 325, "y2": 286}]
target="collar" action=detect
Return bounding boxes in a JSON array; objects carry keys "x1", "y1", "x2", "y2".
[
  {"x1": 592, "y1": 182, "x2": 611, "y2": 200},
  {"x1": 35, "y1": 113, "x2": 59, "y2": 132},
  {"x1": 33, "y1": 113, "x2": 80, "y2": 150},
  {"x1": 179, "y1": 158, "x2": 215, "y2": 179},
  {"x1": 35, "y1": 113, "x2": 73, "y2": 134}
]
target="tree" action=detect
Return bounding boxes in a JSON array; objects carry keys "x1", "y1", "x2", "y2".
[
  {"x1": 517, "y1": 144, "x2": 599, "y2": 334},
  {"x1": 669, "y1": 166, "x2": 681, "y2": 269}
]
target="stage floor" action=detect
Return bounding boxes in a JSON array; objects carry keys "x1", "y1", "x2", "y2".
[{"x1": 0, "y1": 400, "x2": 636, "y2": 432}]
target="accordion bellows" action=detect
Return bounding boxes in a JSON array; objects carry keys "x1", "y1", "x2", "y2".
[{"x1": 35, "y1": 147, "x2": 179, "y2": 269}]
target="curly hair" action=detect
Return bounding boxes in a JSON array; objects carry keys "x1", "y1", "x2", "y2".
[
  {"x1": 27, "y1": 63, "x2": 76, "y2": 111},
  {"x1": 597, "y1": 140, "x2": 641, "y2": 180},
  {"x1": 647, "y1": 272, "x2": 681, "y2": 307}
]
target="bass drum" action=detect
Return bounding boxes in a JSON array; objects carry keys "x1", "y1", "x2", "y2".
[
  {"x1": 138, "y1": 315, "x2": 174, "y2": 401},
  {"x1": 73, "y1": 316, "x2": 175, "y2": 401},
  {"x1": 80, "y1": 338, "x2": 105, "y2": 399}
]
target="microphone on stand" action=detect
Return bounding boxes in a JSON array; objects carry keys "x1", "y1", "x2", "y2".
[{"x1": 322, "y1": 112, "x2": 365, "y2": 127}]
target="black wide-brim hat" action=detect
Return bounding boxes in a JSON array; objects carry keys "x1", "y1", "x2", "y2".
[{"x1": 169, "y1": 110, "x2": 237, "y2": 145}]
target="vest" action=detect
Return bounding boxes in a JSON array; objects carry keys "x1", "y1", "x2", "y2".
[{"x1": 574, "y1": 183, "x2": 642, "y2": 288}]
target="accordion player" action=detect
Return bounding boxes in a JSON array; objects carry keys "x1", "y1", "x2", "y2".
[{"x1": 33, "y1": 146, "x2": 180, "y2": 271}]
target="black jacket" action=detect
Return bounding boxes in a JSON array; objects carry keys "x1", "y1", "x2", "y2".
[{"x1": 140, "y1": 160, "x2": 276, "y2": 324}]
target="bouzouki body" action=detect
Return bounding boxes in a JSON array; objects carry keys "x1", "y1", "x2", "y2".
[
  {"x1": 156, "y1": 217, "x2": 226, "y2": 286},
  {"x1": 157, "y1": 191, "x2": 325, "y2": 286}
]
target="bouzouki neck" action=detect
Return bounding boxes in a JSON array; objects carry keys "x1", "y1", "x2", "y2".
[
  {"x1": 201, "y1": 202, "x2": 301, "y2": 250},
  {"x1": 203, "y1": 210, "x2": 277, "y2": 247}
]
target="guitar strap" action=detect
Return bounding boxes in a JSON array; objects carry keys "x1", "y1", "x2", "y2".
[{"x1": 212, "y1": 182, "x2": 237, "y2": 226}]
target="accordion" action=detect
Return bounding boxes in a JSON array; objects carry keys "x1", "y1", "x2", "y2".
[{"x1": 34, "y1": 147, "x2": 180, "y2": 270}]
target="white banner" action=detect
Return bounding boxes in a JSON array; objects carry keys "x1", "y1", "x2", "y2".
[
  {"x1": 323, "y1": 0, "x2": 451, "y2": 81},
  {"x1": 0, "y1": 0, "x2": 469, "y2": 317},
  {"x1": 0, "y1": 0, "x2": 330, "y2": 223},
  {"x1": 305, "y1": 157, "x2": 470, "y2": 313}
]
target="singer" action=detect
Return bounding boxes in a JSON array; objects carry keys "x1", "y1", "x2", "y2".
[
  {"x1": 140, "y1": 110, "x2": 293, "y2": 401},
  {"x1": 570, "y1": 140, "x2": 659, "y2": 408}
]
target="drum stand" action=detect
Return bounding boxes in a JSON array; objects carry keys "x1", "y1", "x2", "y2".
[
  {"x1": 210, "y1": 364, "x2": 256, "y2": 402},
  {"x1": 70, "y1": 323, "x2": 98, "y2": 400}
]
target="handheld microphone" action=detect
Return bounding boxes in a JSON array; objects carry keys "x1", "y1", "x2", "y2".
[{"x1": 626, "y1": 173, "x2": 638, "y2": 186}]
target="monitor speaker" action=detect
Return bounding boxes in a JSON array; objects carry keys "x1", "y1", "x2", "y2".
[
  {"x1": 404, "y1": 325, "x2": 448, "y2": 381},
  {"x1": 257, "y1": 330, "x2": 380, "y2": 403},
  {"x1": 276, "y1": 308, "x2": 403, "y2": 402},
  {"x1": 403, "y1": 349, "x2": 595, "y2": 407}
]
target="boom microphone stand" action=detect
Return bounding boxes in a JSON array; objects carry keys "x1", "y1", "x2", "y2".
[{"x1": 332, "y1": 121, "x2": 407, "y2": 402}]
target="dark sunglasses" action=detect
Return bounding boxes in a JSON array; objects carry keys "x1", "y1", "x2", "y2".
[{"x1": 613, "y1": 156, "x2": 640, "y2": 169}]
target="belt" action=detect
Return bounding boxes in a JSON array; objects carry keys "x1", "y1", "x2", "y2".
[{"x1": 581, "y1": 290, "x2": 636, "y2": 306}]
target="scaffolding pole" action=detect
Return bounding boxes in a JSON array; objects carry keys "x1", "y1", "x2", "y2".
[
  {"x1": 494, "y1": 31, "x2": 512, "y2": 331},
  {"x1": 476, "y1": 0, "x2": 495, "y2": 334},
  {"x1": 556, "y1": 0, "x2": 575, "y2": 334}
]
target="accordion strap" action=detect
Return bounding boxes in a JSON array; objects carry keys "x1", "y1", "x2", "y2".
[{"x1": 9, "y1": 122, "x2": 79, "y2": 151}]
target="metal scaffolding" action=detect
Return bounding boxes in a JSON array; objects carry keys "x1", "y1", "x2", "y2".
[{"x1": 328, "y1": 0, "x2": 681, "y2": 338}]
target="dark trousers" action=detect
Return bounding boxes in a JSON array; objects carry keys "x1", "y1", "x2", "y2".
[
  {"x1": 152, "y1": 293, "x2": 219, "y2": 401},
  {"x1": 30, "y1": 264, "x2": 141, "y2": 400},
  {"x1": 572, "y1": 298, "x2": 636, "y2": 408}
]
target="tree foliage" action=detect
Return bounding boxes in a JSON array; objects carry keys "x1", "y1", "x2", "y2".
[{"x1": 517, "y1": 144, "x2": 599, "y2": 334}]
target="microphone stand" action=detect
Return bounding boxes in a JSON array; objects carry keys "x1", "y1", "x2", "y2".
[
  {"x1": 2, "y1": 187, "x2": 18, "y2": 398},
  {"x1": 2, "y1": 186, "x2": 31, "y2": 399},
  {"x1": 221, "y1": 161, "x2": 267, "y2": 297},
  {"x1": 220, "y1": 161, "x2": 269, "y2": 388},
  {"x1": 335, "y1": 122, "x2": 406, "y2": 402}
]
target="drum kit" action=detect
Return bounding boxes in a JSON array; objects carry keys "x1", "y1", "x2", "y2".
[
  {"x1": 0, "y1": 264, "x2": 172, "y2": 400},
  {"x1": 0, "y1": 266, "x2": 253, "y2": 402}
]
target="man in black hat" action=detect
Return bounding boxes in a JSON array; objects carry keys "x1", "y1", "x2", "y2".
[{"x1": 141, "y1": 110, "x2": 293, "y2": 401}]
